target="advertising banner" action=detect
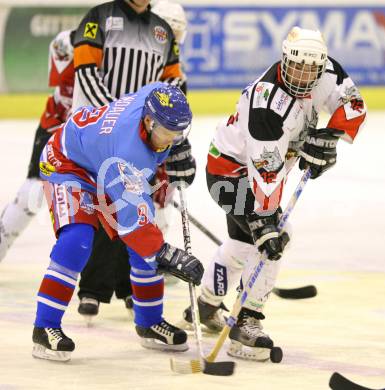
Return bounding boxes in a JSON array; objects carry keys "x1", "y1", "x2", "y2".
[
  {"x1": 3, "y1": 7, "x2": 87, "y2": 92},
  {"x1": 182, "y1": 6, "x2": 385, "y2": 88},
  {"x1": 2, "y1": 5, "x2": 385, "y2": 91}
]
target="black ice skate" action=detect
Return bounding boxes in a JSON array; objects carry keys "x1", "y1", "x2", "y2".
[
  {"x1": 32, "y1": 326, "x2": 75, "y2": 362},
  {"x1": 227, "y1": 308, "x2": 282, "y2": 363},
  {"x1": 180, "y1": 297, "x2": 228, "y2": 333},
  {"x1": 136, "y1": 319, "x2": 188, "y2": 352},
  {"x1": 78, "y1": 297, "x2": 99, "y2": 325}
]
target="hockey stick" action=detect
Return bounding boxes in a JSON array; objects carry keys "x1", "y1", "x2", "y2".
[
  {"x1": 171, "y1": 201, "x2": 317, "y2": 300},
  {"x1": 272, "y1": 285, "x2": 317, "y2": 299},
  {"x1": 169, "y1": 186, "x2": 235, "y2": 376},
  {"x1": 329, "y1": 372, "x2": 385, "y2": 390},
  {"x1": 204, "y1": 168, "x2": 312, "y2": 363}
]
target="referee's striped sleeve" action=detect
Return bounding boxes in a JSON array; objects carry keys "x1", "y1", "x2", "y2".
[
  {"x1": 75, "y1": 64, "x2": 115, "y2": 107},
  {"x1": 74, "y1": 43, "x2": 115, "y2": 107}
]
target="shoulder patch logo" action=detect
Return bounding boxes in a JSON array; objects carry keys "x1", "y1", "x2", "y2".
[
  {"x1": 84, "y1": 23, "x2": 98, "y2": 39},
  {"x1": 153, "y1": 25, "x2": 168, "y2": 44},
  {"x1": 252, "y1": 82, "x2": 274, "y2": 109}
]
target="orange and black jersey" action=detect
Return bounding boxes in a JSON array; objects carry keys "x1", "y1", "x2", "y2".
[{"x1": 72, "y1": 0, "x2": 183, "y2": 109}]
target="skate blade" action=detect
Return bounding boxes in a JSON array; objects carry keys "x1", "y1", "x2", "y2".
[
  {"x1": 32, "y1": 343, "x2": 71, "y2": 362},
  {"x1": 140, "y1": 338, "x2": 189, "y2": 352},
  {"x1": 227, "y1": 341, "x2": 270, "y2": 362}
]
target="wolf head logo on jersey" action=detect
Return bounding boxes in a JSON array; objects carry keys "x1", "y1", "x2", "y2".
[{"x1": 252, "y1": 147, "x2": 283, "y2": 173}]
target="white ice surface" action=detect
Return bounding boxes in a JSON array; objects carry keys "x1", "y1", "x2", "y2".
[{"x1": 0, "y1": 113, "x2": 384, "y2": 390}]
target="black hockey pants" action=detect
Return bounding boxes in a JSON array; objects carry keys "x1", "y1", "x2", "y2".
[{"x1": 206, "y1": 169, "x2": 255, "y2": 245}]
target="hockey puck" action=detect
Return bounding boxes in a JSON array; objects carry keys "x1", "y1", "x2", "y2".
[{"x1": 270, "y1": 347, "x2": 283, "y2": 363}]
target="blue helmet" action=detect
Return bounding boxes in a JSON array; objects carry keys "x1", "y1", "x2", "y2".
[{"x1": 143, "y1": 85, "x2": 192, "y2": 132}]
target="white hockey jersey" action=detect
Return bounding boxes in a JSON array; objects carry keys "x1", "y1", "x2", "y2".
[
  {"x1": 207, "y1": 58, "x2": 366, "y2": 215},
  {"x1": 40, "y1": 30, "x2": 74, "y2": 131}
]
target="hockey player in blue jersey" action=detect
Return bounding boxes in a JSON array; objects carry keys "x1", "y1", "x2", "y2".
[{"x1": 32, "y1": 83, "x2": 203, "y2": 362}]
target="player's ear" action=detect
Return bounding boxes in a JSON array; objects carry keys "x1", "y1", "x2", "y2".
[{"x1": 143, "y1": 115, "x2": 152, "y2": 131}]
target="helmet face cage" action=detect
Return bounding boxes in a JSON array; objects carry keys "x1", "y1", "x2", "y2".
[
  {"x1": 281, "y1": 55, "x2": 326, "y2": 98},
  {"x1": 281, "y1": 27, "x2": 328, "y2": 98},
  {"x1": 147, "y1": 114, "x2": 191, "y2": 146}
]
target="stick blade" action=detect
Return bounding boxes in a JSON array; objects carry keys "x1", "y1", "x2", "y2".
[
  {"x1": 170, "y1": 358, "x2": 202, "y2": 374},
  {"x1": 329, "y1": 372, "x2": 376, "y2": 390},
  {"x1": 273, "y1": 285, "x2": 317, "y2": 299},
  {"x1": 203, "y1": 361, "x2": 235, "y2": 376}
]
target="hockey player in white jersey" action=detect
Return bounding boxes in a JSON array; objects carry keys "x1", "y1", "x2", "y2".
[
  {"x1": 181, "y1": 27, "x2": 367, "y2": 361},
  {"x1": 0, "y1": 30, "x2": 74, "y2": 262}
]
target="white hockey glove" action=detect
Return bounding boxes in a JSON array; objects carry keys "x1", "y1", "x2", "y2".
[
  {"x1": 156, "y1": 243, "x2": 204, "y2": 285},
  {"x1": 299, "y1": 128, "x2": 345, "y2": 179},
  {"x1": 246, "y1": 210, "x2": 289, "y2": 261}
]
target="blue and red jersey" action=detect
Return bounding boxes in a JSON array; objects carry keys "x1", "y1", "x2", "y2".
[{"x1": 40, "y1": 82, "x2": 170, "y2": 264}]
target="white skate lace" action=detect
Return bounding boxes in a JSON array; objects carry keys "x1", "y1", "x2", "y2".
[
  {"x1": 154, "y1": 321, "x2": 174, "y2": 337},
  {"x1": 242, "y1": 317, "x2": 267, "y2": 339},
  {"x1": 47, "y1": 328, "x2": 64, "y2": 340}
]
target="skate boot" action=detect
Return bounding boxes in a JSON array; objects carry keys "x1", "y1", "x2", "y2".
[
  {"x1": 180, "y1": 297, "x2": 228, "y2": 333},
  {"x1": 78, "y1": 297, "x2": 99, "y2": 325},
  {"x1": 227, "y1": 308, "x2": 282, "y2": 362},
  {"x1": 32, "y1": 326, "x2": 75, "y2": 362},
  {"x1": 136, "y1": 319, "x2": 188, "y2": 352},
  {"x1": 124, "y1": 295, "x2": 134, "y2": 320}
]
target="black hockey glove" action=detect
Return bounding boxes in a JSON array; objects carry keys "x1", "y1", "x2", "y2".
[
  {"x1": 246, "y1": 211, "x2": 289, "y2": 261},
  {"x1": 299, "y1": 127, "x2": 345, "y2": 179},
  {"x1": 156, "y1": 243, "x2": 204, "y2": 285},
  {"x1": 165, "y1": 139, "x2": 196, "y2": 187}
]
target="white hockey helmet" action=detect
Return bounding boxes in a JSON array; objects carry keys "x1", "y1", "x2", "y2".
[
  {"x1": 281, "y1": 26, "x2": 327, "y2": 98},
  {"x1": 152, "y1": 1, "x2": 187, "y2": 44}
]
